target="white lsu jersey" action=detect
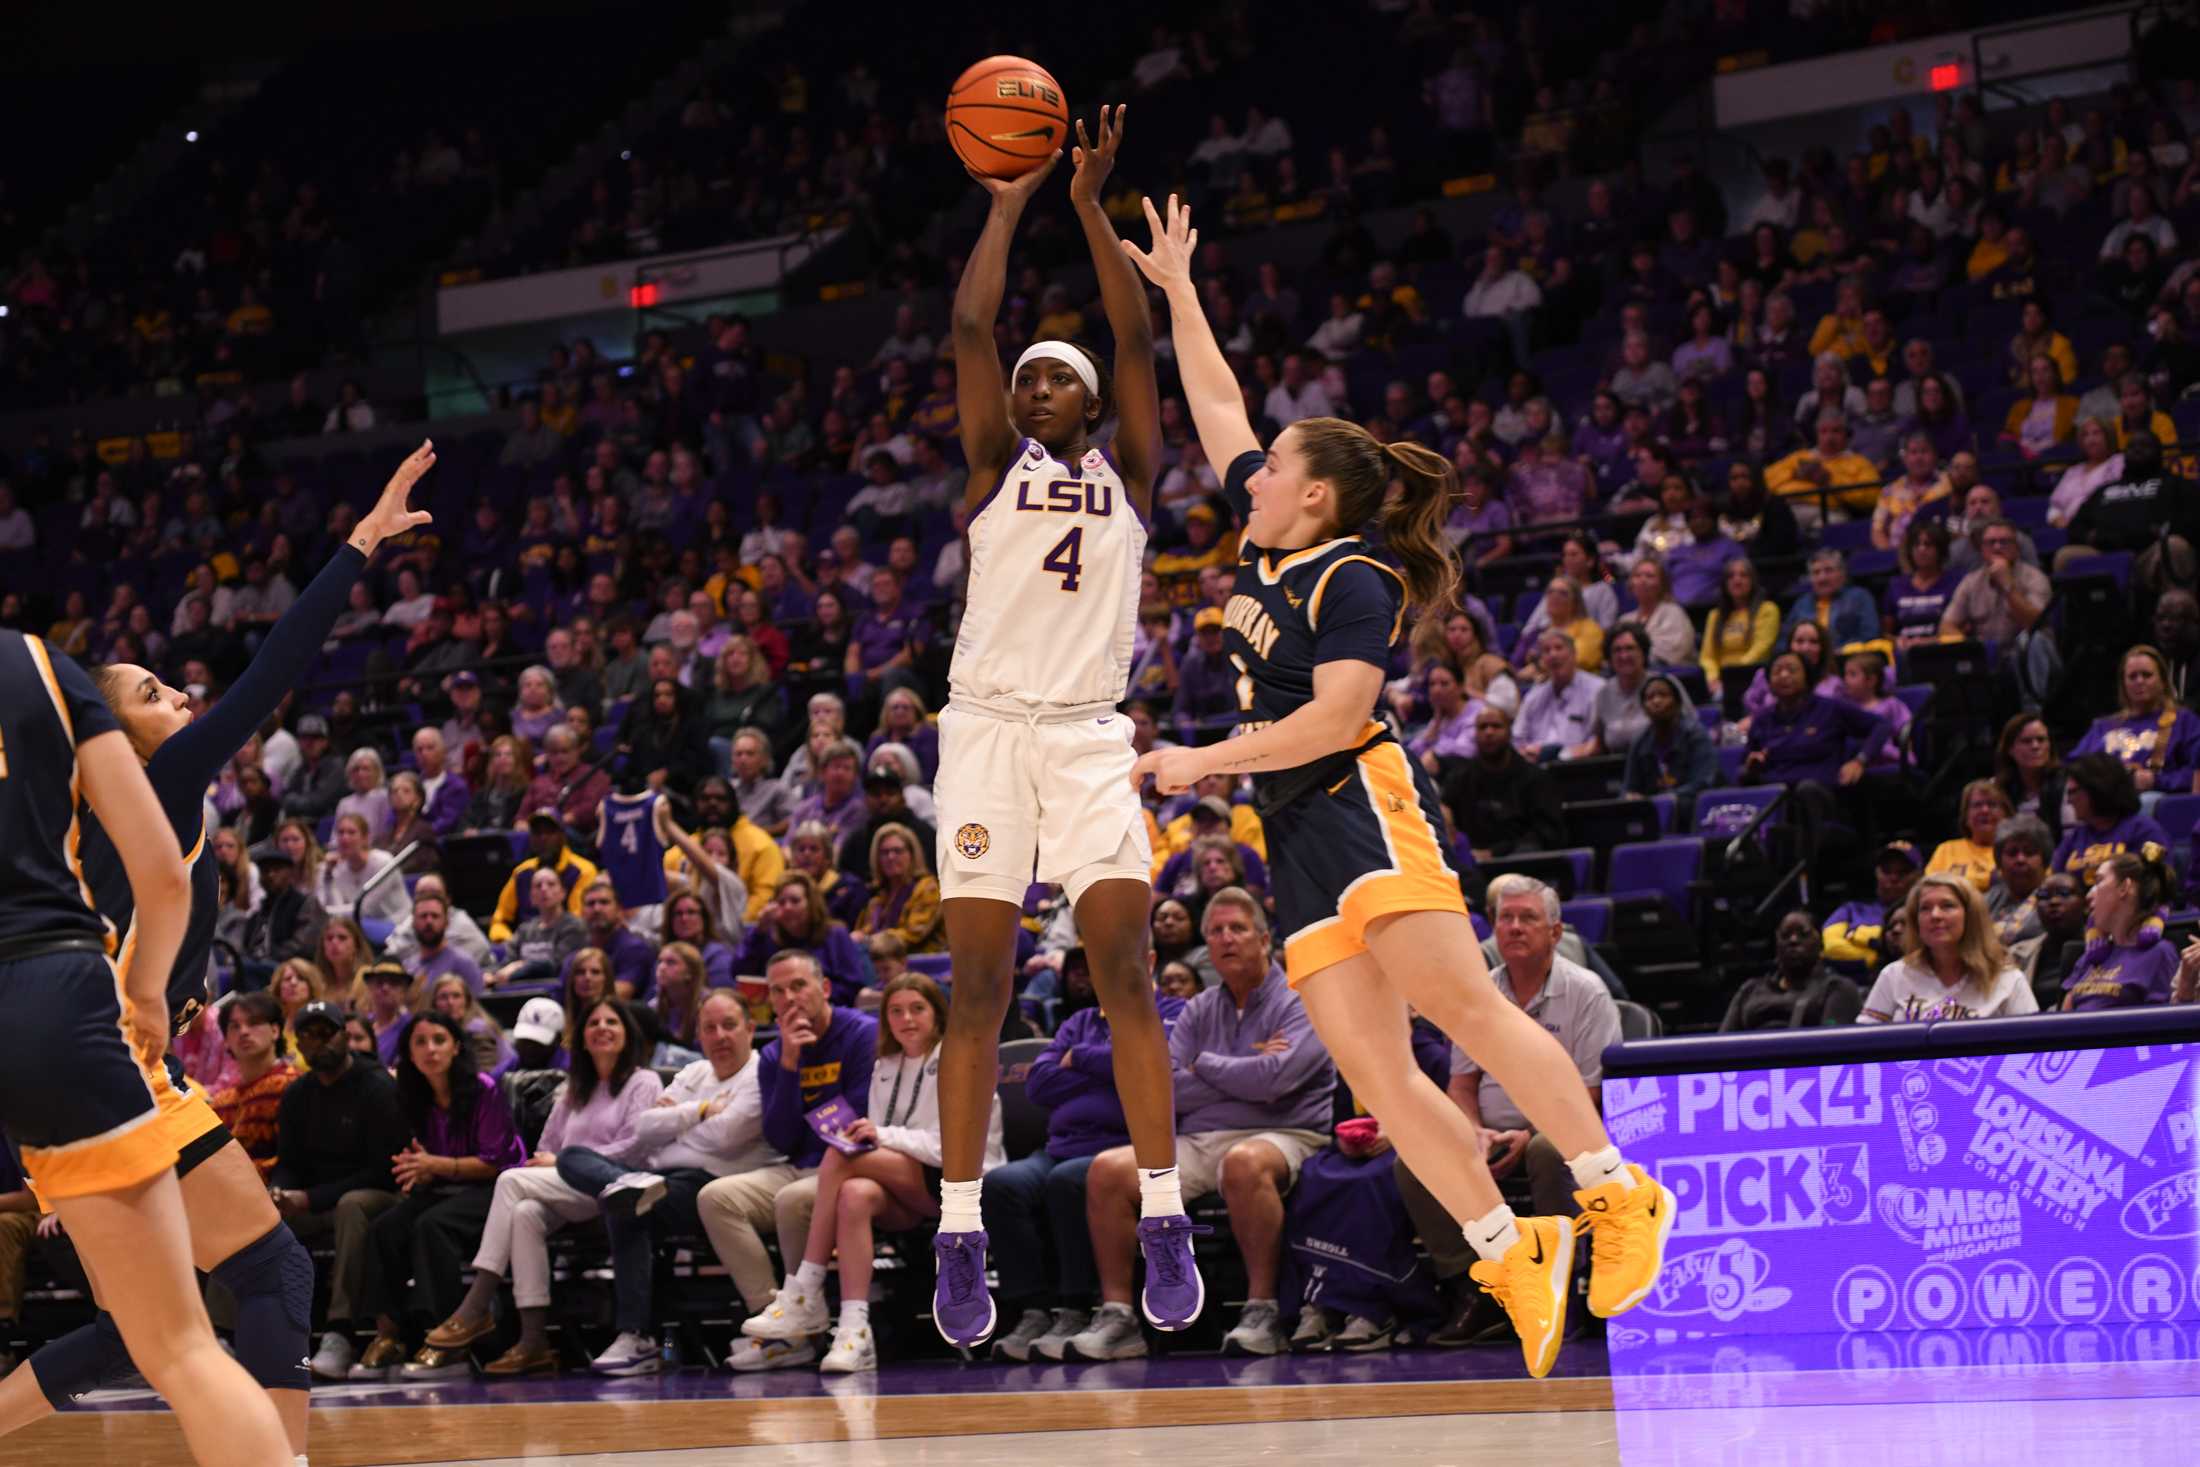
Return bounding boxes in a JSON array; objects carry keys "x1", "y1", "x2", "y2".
[{"x1": 949, "y1": 436, "x2": 1146, "y2": 710}]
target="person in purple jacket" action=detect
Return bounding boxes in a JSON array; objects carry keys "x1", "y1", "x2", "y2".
[
  {"x1": 1742, "y1": 650, "x2": 1891, "y2": 790},
  {"x1": 984, "y1": 949, "x2": 1190, "y2": 1362},
  {"x1": 2071, "y1": 646, "x2": 2200, "y2": 795},
  {"x1": 2053, "y1": 754, "x2": 2173, "y2": 887},
  {"x1": 408, "y1": 727, "x2": 471, "y2": 837},
  {"x1": 351, "y1": 1013, "x2": 526, "y2": 1380},
  {"x1": 729, "y1": 873, "x2": 874, "y2": 1006},
  {"x1": 1073, "y1": 889, "x2": 1335, "y2": 1361},
  {"x1": 560, "y1": 877, "x2": 658, "y2": 1002},
  {"x1": 706, "y1": 950, "x2": 879, "y2": 1370},
  {"x1": 420, "y1": 998, "x2": 664, "y2": 1376},
  {"x1": 2063, "y1": 847, "x2": 2183, "y2": 1009}
]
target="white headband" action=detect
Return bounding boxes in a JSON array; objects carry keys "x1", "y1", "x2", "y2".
[{"x1": 1013, "y1": 340, "x2": 1098, "y2": 399}]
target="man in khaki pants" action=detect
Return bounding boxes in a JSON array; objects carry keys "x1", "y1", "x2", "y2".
[{"x1": 701, "y1": 951, "x2": 875, "y2": 1371}]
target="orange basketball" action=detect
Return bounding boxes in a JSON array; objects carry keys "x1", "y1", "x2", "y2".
[{"x1": 945, "y1": 56, "x2": 1069, "y2": 179}]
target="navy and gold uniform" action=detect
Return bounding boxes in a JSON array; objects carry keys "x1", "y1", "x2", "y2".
[
  {"x1": 76, "y1": 543, "x2": 372, "y2": 1179},
  {"x1": 0, "y1": 632, "x2": 185, "y2": 1200},
  {"x1": 1220, "y1": 452, "x2": 1467, "y2": 984}
]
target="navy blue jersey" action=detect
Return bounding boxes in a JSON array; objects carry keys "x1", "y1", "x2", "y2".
[
  {"x1": 78, "y1": 546, "x2": 366, "y2": 1031},
  {"x1": 0, "y1": 635, "x2": 119, "y2": 948},
  {"x1": 1220, "y1": 451, "x2": 1406, "y2": 785},
  {"x1": 601, "y1": 790, "x2": 669, "y2": 907}
]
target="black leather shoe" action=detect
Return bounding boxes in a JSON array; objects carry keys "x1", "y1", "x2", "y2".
[{"x1": 1427, "y1": 1281, "x2": 1513, "y2": 1348}]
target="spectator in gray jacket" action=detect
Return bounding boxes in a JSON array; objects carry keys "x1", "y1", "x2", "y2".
[{"x1": 1072, "y1": 888, "x2": 1333, "y2": 1361}]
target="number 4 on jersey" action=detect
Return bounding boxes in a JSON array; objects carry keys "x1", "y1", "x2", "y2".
[{"x1": 1043, "y1": 526, "x2": 1084, "y2": 591}]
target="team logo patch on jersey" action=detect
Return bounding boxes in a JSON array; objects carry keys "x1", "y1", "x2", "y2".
[{"x1": 954, "y1": 823, "x2": 991, "y2": 860}]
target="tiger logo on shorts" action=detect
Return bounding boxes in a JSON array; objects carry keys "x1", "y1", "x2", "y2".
[{"x1": 953, "y1": 823, "x2": 990, "y2": 860}]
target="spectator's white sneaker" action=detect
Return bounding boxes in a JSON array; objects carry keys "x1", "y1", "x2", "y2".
[
  {"x1": 741, "y1": 1285, "x2": 831, "y2": 1341},
  {"x1": 725, "y1": 1336, "x2": 817, "y2": 1372},
  {"x1": 1222, "y1": 1302, "x2": 1287, "y2": 1357},
  {"x1": 1031, "y1": 1307, "x2": 1091, "y2": 1362},
  {"x1": 1061, "y1": 1303, "x2": 1147, "y2": 1361},
  {"x1": 818, "y1": 1324, "x2": 876, "y2": 1374},
  {"x1": 1289, "y1": 1307, "x2": 1335, "y2": 1353},
  {"x1": 991, "y1": 1308, "x2": 1053, "y2": 1362},
  {"x1": 308, "y1": 1331, "x2": 355, "y2": 1381},
  {"x1": 603, "y1": 1172, "x2": 668, "y2": 1217},
  {"x1": 1337, "y1": 1314, "x2": 1397, "y2": 1352},
  {"x1": 589, "y1": 1331, "x2": 662, "y2": 1376}
]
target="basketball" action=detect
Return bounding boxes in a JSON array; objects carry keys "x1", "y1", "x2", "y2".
[{"x1": 945, "y1": 55, "x2": 1068, "y2": 179}]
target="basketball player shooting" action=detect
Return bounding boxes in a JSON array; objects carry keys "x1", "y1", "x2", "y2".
[{"x1": 929, "y1": 104, "x2": 1204, "y2": 1350}]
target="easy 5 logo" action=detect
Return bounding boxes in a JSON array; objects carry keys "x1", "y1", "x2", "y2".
[
  {"x1": 1639, "y1": 1240, "x2": 1793, "y2": 1323},
  {"x1": 2122, "y1": 1171, "x2": 2200, "y2": 1241}
]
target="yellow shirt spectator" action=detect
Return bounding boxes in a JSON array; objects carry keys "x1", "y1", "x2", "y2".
[{"x1": 1766, "y1": 415, "x2": 1883, "y2": 515}]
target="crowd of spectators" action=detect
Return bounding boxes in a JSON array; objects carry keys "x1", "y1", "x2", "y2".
[{"x1": 4, "y1": 21, "x2": 2200, "y2": 1383}]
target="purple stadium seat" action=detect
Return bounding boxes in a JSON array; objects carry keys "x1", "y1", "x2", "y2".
[
  {"x1": 1606, "y1": 837, "x2": 1705, "y2": 917},
  {"x1": 1559, "y1": 897, "x2": 1613, "y2": 944},
  {"x1": 2155, "y1": 795, "x2": 2200, "y2": 847}
]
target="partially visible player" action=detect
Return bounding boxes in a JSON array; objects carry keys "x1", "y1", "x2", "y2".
[
  {"x1": 0, "y1": 442, "x2": 435, "y2": 1458},
  {"x1": 923, "y1": 106, "x2": 1199, "y2": 1348},
  {"x1": 1121, "y1": 196, "x2": 1673, "y2": 1378},
  {"x1": 599, "y1": 788, "x2": 670, "y2": 908},
  {"x1": 0, "y1": 631, "x2": 292, "y2": 1467}
]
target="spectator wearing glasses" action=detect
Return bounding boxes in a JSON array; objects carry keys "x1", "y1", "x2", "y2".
[{"x1": 2052, "y1": 754, "x2": 2172, "y2": 887}]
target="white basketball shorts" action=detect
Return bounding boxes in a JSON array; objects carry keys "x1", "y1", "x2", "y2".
[{"x1": 933, "y1": 704, "x2": 1152, "y2": 906}]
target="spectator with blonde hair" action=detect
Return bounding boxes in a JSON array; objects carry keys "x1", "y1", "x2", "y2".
[
  {"x1": 337, "y1": 747, "x2": 392, "y2": 840},
  {"x1": 853, "y1": 824, "x2": 943, "y2": 955},
  {"x1": 652, "y1": 941, "x2": 709, "y2": 1048},
  {"x1": 316, "y1": 812, "x2": 408, "y2": 926},
  {"x1": 1860, "y1": 874, "x2": 2037, "y2": 1022}
]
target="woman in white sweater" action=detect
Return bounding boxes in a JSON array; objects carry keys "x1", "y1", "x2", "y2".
[{"x1": 747, "y1": 974, "x2": 1003, "y2": 1373}]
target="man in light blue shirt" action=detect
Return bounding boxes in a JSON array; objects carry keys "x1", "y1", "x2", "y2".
[{"x1": 1514, "y1": 631, "x2": 1605, "y2": 758}]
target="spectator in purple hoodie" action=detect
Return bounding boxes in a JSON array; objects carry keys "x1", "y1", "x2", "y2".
[
  {"x1": 409, "y1": 727, "x2": 470, "y2": 837},
  {"x1": 2062, "y1": 847, "x2": 2182, "y2": 1009},
  {"x1": 1071, "y1": 889, "x2": 1334, "y2": 1361},
  {"x1": 702, "y1": 950, "x2": 878, "y2": 1372},
  {"x1": 983, "y1": 950, "x2": 1190, "y2": 1362}
]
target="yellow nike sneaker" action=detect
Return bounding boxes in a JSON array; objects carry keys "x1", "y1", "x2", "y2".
[
  {"x1": 1574, "y1": 1164, "x2": 1677, "y2": 1318},
  {"x1": 1465, "y1": 1214, "x2": 1575, "y2": 1379}
]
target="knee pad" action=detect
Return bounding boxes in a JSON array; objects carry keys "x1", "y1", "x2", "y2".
[
  {"x1": 209, "y1": 1223, "x2": 314, "y2": 1393},
  {"x1": 29, "y1": 1311, "x2": 131, "y2": 1411}
]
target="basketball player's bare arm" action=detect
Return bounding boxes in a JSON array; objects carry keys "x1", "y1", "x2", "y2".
[
  {"x1": 1069, "y1": 105, "x2": 1160, "y2": 505},
  {"x1": 1121, "y1": 194, "x2": 1259, "y2": 471},
  {"x1": 1130, "y1": 659, "x2": 1382, "y2": 794},
  {"x1": 951, "y1": 150, "x2": 1062, "y2": 493}
]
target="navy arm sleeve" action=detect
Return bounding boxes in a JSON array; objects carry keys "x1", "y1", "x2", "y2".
[
  {"x1": 1223, "y1": 450, "x2": 1261, "y2": 527},
  {"x1": 144, "y1": 546, "x2": 368, "y2": 825},
  {"x1": 1309, "y1": 559, "x2": 1403, "y2": 671}
]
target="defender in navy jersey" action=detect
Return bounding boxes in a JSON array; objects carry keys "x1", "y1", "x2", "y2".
[
  {"x1": 1124, "y1": 192, "x2": 1673, "y2": 1381},
  {"x1": 0, "y1": 443, "x2": 436, "y2": 1459},
  {"x1": 920, "y1": 105, "x2": 1205, "y2": 1359},
  {"x1": 0, "y1": 632, "x2": 295, "y2": 1467}
]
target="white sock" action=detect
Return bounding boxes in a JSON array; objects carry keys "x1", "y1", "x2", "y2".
[
  {"x1": 1567, "y1": 1144, "x2": 1635, "y2": 1192},
  {"x1": 838, "y1": 1299, "x2": 870, "y2": 1333},
  {"x1": 1094, "y1": 1300, "x2": 1135, "y2": 1321},
  {"x1": 1138, "y1": 1166, "x2": 1185, "y2": 1219},
  {"x1": 791, "y1": 1260, "x2": 826, "y2": 1295},
  {"x1": 1466, "y1": 1203, "x2": 1523, "y2": 1263},
  {"x1": 940, "y1": 1177, "x2": 983, "y2": 1232}
]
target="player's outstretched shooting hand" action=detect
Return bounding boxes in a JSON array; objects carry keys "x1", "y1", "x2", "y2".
[
  {"x1": 352, "y1": 439, "x2": 437, "y2": 557},
  {"x1": 1069, "y1": 104, "x2": 1125, "y2": 209},
  {"x1": 968, "y1": 149, "x2": 1062, "y2": 208}
]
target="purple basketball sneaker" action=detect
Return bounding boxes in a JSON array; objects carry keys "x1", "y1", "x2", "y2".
[
  {"x1": 1137, "y1": 1215, "x2": 1210, "y2": 1330},
  {"x1": 933, "y1": 1230, "x2": 997, "y2": 1348}
]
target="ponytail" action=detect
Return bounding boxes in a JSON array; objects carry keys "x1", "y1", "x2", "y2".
[
  {"x1": 1289, "y1": 416, "x2": 1460, "y2": 614},
  {"x1": 1379, "y1": 440, "x2": 1461, "y2": 612},
  {"x1": 2100, "y1": 844, "x2": 2176, "y2": 913}
]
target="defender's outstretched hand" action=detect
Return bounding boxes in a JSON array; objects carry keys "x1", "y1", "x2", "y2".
[
  {"x1": 1120, "y1": 193, "x2": 1197, "y2": 292},
  {"x1": 351, "y1": 440, "x2": 437, "y2": 557},
  {"x1": 1131, "y1": 744, "x2": 1209, "y2": 798}
]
